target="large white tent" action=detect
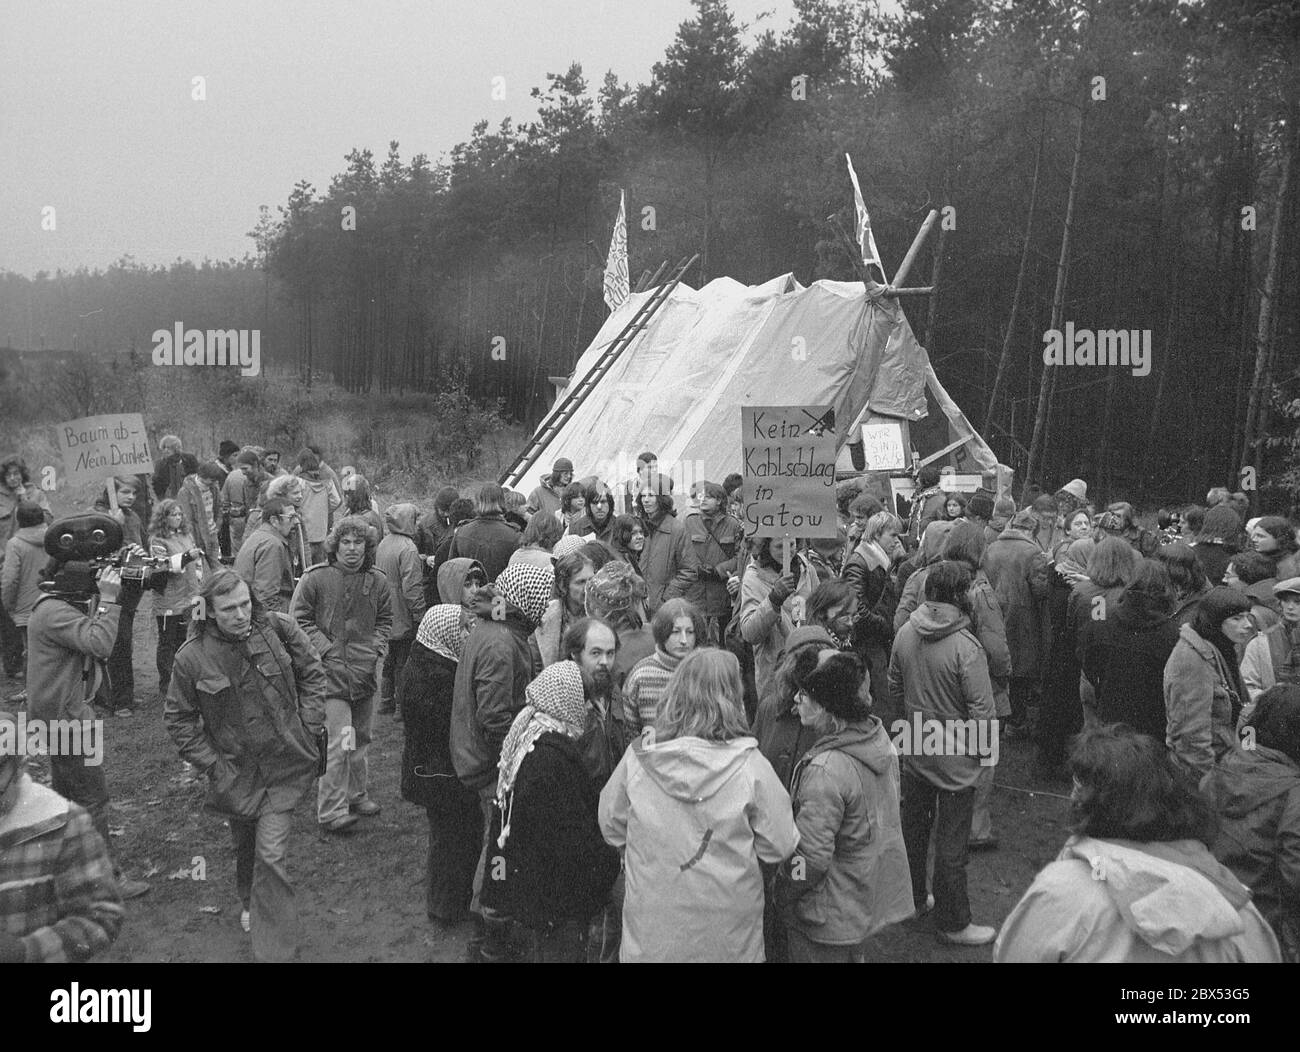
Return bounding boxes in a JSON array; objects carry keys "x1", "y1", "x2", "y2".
[{"x1": 506, "y1": 272, "x2": 1000, "y2": 496}]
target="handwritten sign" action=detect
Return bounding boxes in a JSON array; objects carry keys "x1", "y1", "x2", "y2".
[
  {"x1": 740, "y1": 405, "x2": 838, "y2": 539},
  {"x1": 56, "y1": 414, "x2": 155, "y2": 486},
  {"x1": 860, "y1": 421, "x2": 906, "y2": 471}
]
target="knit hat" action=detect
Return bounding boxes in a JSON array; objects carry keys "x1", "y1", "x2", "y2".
[
  {"x1": 792, "y1": 648, "x2": 870, "y2": 721},
  {"x1": 218, "y1": 439, "x2": 240, "y2": 458},
  {"x1": 584, "y1": 560, "x2": 647, "y2": 618},
  {"x1": 492, "y1": 563, "x2": 555, "y2": 629},
  {"x1": 552, "y1": 534, "x2": 588, "y2": 562},
  {"x1": 784, "y1": 625, "x2": 834, "y2": 653},
  {"x1": 235, "y1": 450, "x2": 260, "y2": 468},
  {"x1": 1060, "y1": 479, "x2": 1087, "y2": 501},
  {"x1": 415, "y1": 604, "x2": 470, "y2": 663},
  {"x1": 552, "y1": 457, "x2": 574, "y2": 475}
]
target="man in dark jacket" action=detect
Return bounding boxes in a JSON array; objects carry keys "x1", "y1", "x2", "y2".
[
  {"x1": 375, "y1": 503, "x2": 426, "y2": 716},
  {"x1": 984, "y1": 509, "x2": 1051, "y2": 729},
  {"x1": 233, "y1": 498, "x2": 297, "y2": 613},
  {"x1": 290, "y1": 517, "x2": 392, "y2": 833},
  {"x1": 152, "y1": 435, "x2": 199, "y2": 502},
  {"x1": 451, "y1": 561, "x2": 553, "y2": 961},
  {"x1": 525, "y1": 457, "x2": 573, "y2": 520},
  {"x1": 683, "y1": 481, "x2": 743, "y2": 644},
  {"x1": 418, "y1": 486, "x2": 461, "y2": 606},
  {"x1": 906, "y1": 465, "x2": 946, "y2": 549},
  {"x1": 449, "y1": 484, "x2": 521, "y2": 584},
  {"x1": 635, "y1": 474, "x2": 699, "y2": 615},
  {"x1": 164, "y1": 569, "x2": 327, "y2": 962}
]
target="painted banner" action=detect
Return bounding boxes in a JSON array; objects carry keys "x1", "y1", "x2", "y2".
[
  {"x1": 740, "y1": 405, "x2": 838, "y2": 539},
  {"x1": 56, "y1": 414, "x2": 155, "y2": 486}
]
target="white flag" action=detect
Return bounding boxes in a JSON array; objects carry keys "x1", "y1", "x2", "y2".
[
  {"x1": 845, "y1": 154, "x2": 882, "y2": 271},
  {"x1": 603, "y1": 190, "x2": 629, "y2": 311}
]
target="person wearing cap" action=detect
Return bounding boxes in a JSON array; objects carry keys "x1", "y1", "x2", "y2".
[
  {"x1": 451, "y1": 561, "x2": 554, "y2": 962},
  {"x1": 1240, "y1": 576, "x2": 1300, "y2": 713},
  {"x1": 525, "y1": 457, "x2": 574, "y2": 521},
  {"x1": 481, "y1": 661, "x2": 621, "y2": 962},
  {"x1": 584, "y1": 560, "x2": 655, "y2": 688},
  {"x1": 778, "y1": 648, "x2": 913, "y2": 962},
  {"x1": 0, "y1": 710, "x2": 124, "y2": 962}
]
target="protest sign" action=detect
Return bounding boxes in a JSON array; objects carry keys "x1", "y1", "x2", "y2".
[
  {"x1": 56, "y1": 414, "x2": 155, "y2": 487},
  {"x1": 740, "y1": 405, "x2": 838, "y2": 539},
  {"x1": 860, "y1": 421, "x2": 907, "y2": 471}
]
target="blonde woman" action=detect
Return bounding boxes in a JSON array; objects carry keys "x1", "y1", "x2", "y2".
[
  {"x1": 148, "y1": 499, "x2": 204, "y2": 698},
  {"x1": 598, "y1": 648, "x2": 798, "y2": 962}
]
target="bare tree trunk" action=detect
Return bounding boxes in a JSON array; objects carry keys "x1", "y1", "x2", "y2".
[
  {"x1": 1026, "y1": 105, "x2": 1086, "y2": 488},
  {"x1": 985, "y1": 113, "x2": 1046, "y2": 434}
]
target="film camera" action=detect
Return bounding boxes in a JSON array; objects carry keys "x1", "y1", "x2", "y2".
[{"x1": 39, "y1": 513, "x2": 171, "y2": 597}]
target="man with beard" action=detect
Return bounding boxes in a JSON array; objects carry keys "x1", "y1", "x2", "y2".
[{"x1": 562, "y1": 615, "x2": 630, "y2": 963}]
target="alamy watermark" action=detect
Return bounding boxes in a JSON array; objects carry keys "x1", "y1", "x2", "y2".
[
  {"x1": 151, "y1": 323, "x2": 261, "y2": 376},
  {"x1": 889, "y1": 714, "x2": 999, "y2": 767},
  {"x1": 0, "y1": 714, "x2": 104, "y2": 766},
  {"x1": 1042, "y1": 323, "x2": 1151, "y2": 377}
]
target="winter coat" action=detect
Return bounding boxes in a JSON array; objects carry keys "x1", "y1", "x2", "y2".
[
  {"x1": 682, "y1": 510, "x2": 743, "y2": 618},
  {"x1": 639, "y1": 509, "x2": 699, "y2": 614},
  {"x1": 568, "y1": 512, "x2": 616, "y2": 547},
  {"x1": 779, "y1": 718, "x2": 914, "y2": 945},
  {"x1": 290, "y1": 562, "x2": 393, "y2": 704},
  {"x1": 887, "y1": 602, "x2": 997, "y2": 791},
  {"x1": 738, "y1": 560, "x2": 816, "y2": 704},
  {"x1": 177, "y1": 476, "x2": 220, "y2": 567},
  {"x1": 375, "y1": 505, "x2": 426, "y2": 640},
  {"x1": 1164, "y1": 624, "x2": 1243, "y2": 777},
  {"x1": 450, "y1": 594, "x2": 538, "y2": 790},
  {"x1": 295, "y1": 472, "x2": 340, "y2": 545},
  {"x1": 983, "y1": 526, "x2": 1051, "y2": 678},
  {"x1": 534, "y1": 598, "x2": 577, "y2": 668},
  {"x1": 1193, "y1": 541, "x2": 1235, "y2": 588},
  {"x1": 1, "y1": 524, "x2": 48, "y2": 625},
  {"x1": 599, "y1": 732, "x2": 799, "y2": 962},
  {"x1": 148, "y1": 531, "x2": 202, "y2": 619},
  {"x1": 152, "y1": 451, "x2": 199, "y2": 501},
  {"x1": 1204, "y1": 745, "x2": 1300, "y2": 959},
  {"x1": 1241, "y1": 620, "x2": 1300, "y2": 704},
  {"x1": 435, "y1": 557, "x2": 484, "y2": 608},
  {"x1": 233, "y1": 522, "x2": 295, "y2": 614},
  {"x1": 483, "y1": 732, "x2": 621, "y2": 930},
  {"x1": 448, "y1": 512, "x2": 520, "y2": 584},
  {"x1": 754, "y1": 691, "x2": 820, "y2": 793},
  {"x1": 400, "y1": 640, "x2": 477, "y2": 811},
  {"x1": 524, "y1": 478, "x2": 564, "y2": 520},
  {"x1": 1078, "y1": 595, "x2": 1181, "y2": 741},
  {"x1": 0, "y1": 481, "x2": 51, "y2": 560},
  {"x1": 221, "y1": 466, "x2": 258, "y2": 520},
  {"x1": 163, "y1": 613, "x2": 328, "y2": 819},
  {"x1": 578, "y1": 691, "x2": 632, "y2": 790},
  {"x1": 844, "y1": 540, "x2": 896, "y2": 648},
  {"x1": 994, "y1": 836, "x2": 1281, "y2": 963},
  {"x1": 25, "y1": 596, "x2": 118, "y2": 723}
]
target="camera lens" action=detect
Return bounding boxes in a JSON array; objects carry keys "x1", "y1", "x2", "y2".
[
  {"x1": 91, "y1": 530, "x2": 106, "y2": 545},
  {"x1": 58, "y1": 532, "x2": 75, "y2": 549}
]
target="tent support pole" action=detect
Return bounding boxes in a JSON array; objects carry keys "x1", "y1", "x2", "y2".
[
  {"x1": 891, "y1": 210, "x2": 938, "y2": 287},
  {"x1": 917, "y1": 435, "x2": 970, "y2": 467}
]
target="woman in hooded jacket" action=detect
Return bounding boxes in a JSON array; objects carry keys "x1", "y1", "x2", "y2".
[
  {"x1": 401, "y1": 604, "x2": 481, "y2": 924},
  {"x1": 1163, "y1": 587, "x2": 1256, "y2": 777},
  {"x1": 599, "y1": 648, "x2": 798, "y2": 962},
  {"x1": 1204, "y1": 684, "x2": 1300, "y2": 962},
  {"x1": 778, "y1": 648, "x2": 913, "y2": 962},
  {"x1": 995, "y1": 724, "x2": 1280, "y2": 962}
]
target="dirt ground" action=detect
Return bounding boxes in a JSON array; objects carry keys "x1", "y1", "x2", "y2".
[{"x1": 6, "y1": 612, "x2": 1073, "y2": 964}]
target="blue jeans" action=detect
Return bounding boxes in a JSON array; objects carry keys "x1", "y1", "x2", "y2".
[
  {"x1": 901, "y1": 770, "x2": 974, "y2": 933},
  {"x1": 231, "y1": 809, "x2": 299, "y2": 962},
  {"x1": 316, "y1": 694, "x2": 374, "y2": 824}
]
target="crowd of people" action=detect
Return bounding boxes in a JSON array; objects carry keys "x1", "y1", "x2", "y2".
[{"x1": 0, "y1": 442, "x2": 1297, "y2": 964}]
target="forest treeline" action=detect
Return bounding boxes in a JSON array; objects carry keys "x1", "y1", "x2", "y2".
[{"x1": 1, "y1": 0, "x2": 1296, "y2": 504}]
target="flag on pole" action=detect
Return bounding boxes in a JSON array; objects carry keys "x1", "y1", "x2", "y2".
[
  {"x1": 845, "y1": 153, "x2": 882, "y2": 271},
  {"x1": 603, "y1": 190, "x2": 630, "y2": 311}
]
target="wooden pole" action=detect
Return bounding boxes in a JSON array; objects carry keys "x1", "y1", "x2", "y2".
[{"x1": 891, "y1": 210, "x2": 938, "y2": 288}]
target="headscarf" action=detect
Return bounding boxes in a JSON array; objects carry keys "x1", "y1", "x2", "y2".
[
  {"x1": 492, "y1": 562, "x2": 554, "y2": 629},
  {"x1": 1056, "y1": 537, "x2": 1095, "y2": 583},
  {"x1": 584, "y1": 559, "x2": 647, "y2": 619},
  {"x1": 415, "y1": 604, "x2": 469, "y2": 662},
  {"x1": 494, "y1": 660, "x2": 588, "y2": 845},
  {"x1": 551, "y1": 534, "x2": 588, "y2": 562}
]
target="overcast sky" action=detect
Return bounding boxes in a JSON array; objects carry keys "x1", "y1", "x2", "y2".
[{"x1": 0, "y1": 0, "x2": 796, "y2": 276}]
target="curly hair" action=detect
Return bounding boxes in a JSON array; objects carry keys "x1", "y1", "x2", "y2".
[
  {"x1": 149, "y1": 498, "x2": 191, "y2": 539},
  {"x1": 0, "y1": 456, "x2": 31, "y2": 487},
  {"x1": 324, "y1": 515, "x2": 379, "y2": 568}
]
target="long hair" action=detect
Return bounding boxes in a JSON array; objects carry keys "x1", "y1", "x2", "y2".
[
  {"x1": 475, "y1": 483, "x2": 506, "y2": 516},
  {"x1": 583, "y1": 482, "x2": 615, "y2": 527},
  {"x1": 941, "y1": 522, "x2": 987, "y2": 572},
  {"x1": 553, "y1": 550, "x2": 595, "y2": 607},
  {"x1": 1255, "y1": 515, "x2": 1299, "y2": 556},
  {"x1": 149, "y1": 498, "x2": 191, "y2": 539},
  {"x1": 611, "y1": 514, "x2": 641, "y2": 552},
  {"x1": 1191, "y1": 586, "x2": 1251, "y2": 687},
  {"x1": 651, "y1": 598, "x2": 705, "y2": 649},
  {"x1": 343, "y1": 476, "x2": 374, "y2": 516},
  {"x1": 0, "y1": 456, "x2": 31, "y2": 487},
  {"x1": 654, "y1": 648, "x2": 749, "y2": 743},
  {"x1": 1120, "y1": 559, "x2": 1175, "y2": 618},
  {"x1": 924, "y1": 561, "x2": 973, "y2": 617},
  {"x1": 1068, "y1": 725, "x2": 1218, "y2": 843},
  {"x1": 806, "y1": 579, "x2": 855, "y2": 628},
  {"x1": 520, "y1": 512, "x2": 564, "y2": 550},
  {"x1": 864, "y1": 511, "x2": 902, "y2": 545},
  {"x1": 324, "y1": 515, "x2": 379, "y2": 569},
  {"x1": 1155, "y1": 542, "x2": 1207, "y2": 599},
  {"x1": 1086, "y1": 536, "x2": 1142, "y2": 589}
]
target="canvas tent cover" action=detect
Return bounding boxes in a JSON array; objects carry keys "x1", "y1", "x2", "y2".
[{"x1": 507, "y1": 273, "x2": 998, "y2": 495}]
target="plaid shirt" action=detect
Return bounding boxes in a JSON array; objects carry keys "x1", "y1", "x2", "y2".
[{"x1": 0, "y1": 776, "x2": 124, "y2": 962}]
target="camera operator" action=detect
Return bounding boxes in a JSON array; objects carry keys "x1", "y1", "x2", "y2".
[{"x1": 26, "y1": 515, "x2": 150, "y2": 899}]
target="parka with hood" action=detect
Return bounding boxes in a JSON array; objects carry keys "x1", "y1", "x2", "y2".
[
  {"x1": 1164, "y1": 623, "x2": 1243, "y2": 776},
  {"x1": 0, "y1": 475, "x2": 51, "y2": 557},
  {"x1": 524, "y1": 473, "x2": 565, "y2": 521},
  {"x1": 682, "y1": 508, "x2": 743, "y2": 619},
  {"x1": 1204, "y1": 744, "x2": 1300, "y2": 958},
  {"x1": 375, "y1": 503, "x2": 427, "y2": 640},
  {"x1": 994, "y1": 836, "x2": 1281, "y2": 963},
  {"x1": 1, "y1": 522, "x2": 48, "y2": 625},
  {"x1": 598, "y1": 731, "x2": 799, "y2": 962},
  {"x1": 450, "y1": 566, "x2": 552, "y2": 790},
  {"x1": 289, "y1": 557, "x2": 394, "y2": 704},
  {"x1": 435, "y1": 557, "x2": 485, "y2": 609},
  {"x1": 779, "y1": 717, "x2": 914, "y2": 945},
  {"x1": 637, "y1": 499, "x2": 699, "y2": 614},
  {"x1": 1078, "y1": 593, "x2": 1181, "y2": 741},
  {"x1": 983, "y1": 518, "x2": 1051, "y2": 678},
  {"x1": 887, "y1": 602, "x2": 997, "y2": 791}
]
